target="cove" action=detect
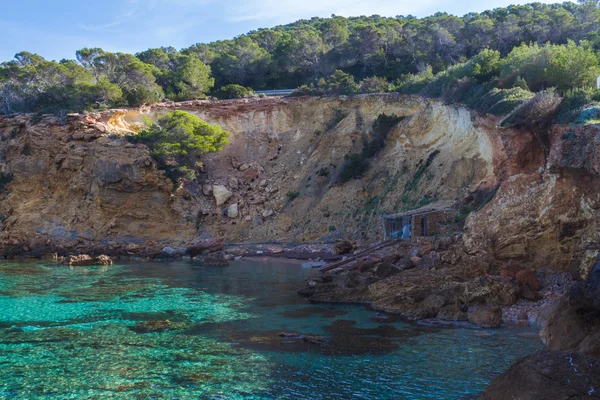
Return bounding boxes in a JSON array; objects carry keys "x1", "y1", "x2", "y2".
[{"x1": 0, "y1": 259, "x2": 541, "y2": 399}]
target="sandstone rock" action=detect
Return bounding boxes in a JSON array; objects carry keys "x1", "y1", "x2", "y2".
[
  {"x1": 516, "y1": 269, "x2": 542, "y2": 291},
  {"x1": 262, "y1": 209, "x2": 273, "y2": 218},
  {"x1": 238, "y1": 163, "x2": 250, "y2": 172},
  {"x1": 243, "y1": 168, "x2": 260, "y2": 181},
  {"x1": 212, "y1": 185, "x2": 232, "y2": 206},
  {"x1": 467, "y1": 305, "x2": 502, "y2": 328},
  {"x1": 227, "y1": 203, "x2": 239, "y2": 218},
  {"x1": 333, "y1": 240, "x2": 354, "y2": 255}
]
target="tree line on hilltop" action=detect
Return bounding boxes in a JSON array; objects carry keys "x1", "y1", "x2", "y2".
[{"x1": 1, "y1": 0, "x2": 600, "y2": 122}]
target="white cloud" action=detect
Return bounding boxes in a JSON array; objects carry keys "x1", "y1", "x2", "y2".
[
  {"x1": 226, "y1": 0, "x2": 435, "y2": 22},
  {"x1": 78, "y1": 20, "x2": 121, "y2": 32},
  {"x1": 225, "y1": 0, "x2": 560, "y2": 23}
]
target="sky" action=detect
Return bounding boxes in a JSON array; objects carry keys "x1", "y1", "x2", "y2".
[{"x1": 0, "y1": 0, "x2": 560, "y2": 63}]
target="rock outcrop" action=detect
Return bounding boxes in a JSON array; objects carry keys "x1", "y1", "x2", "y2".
[
  {"x1": 541, "y1": 255, "x2": 600, "y2": 357},
  {"x1": 480, "y1": 256, "x2": 600, "y2": 399},
  {"x1": 480, "y1": 350, "x2": 600, "y2": 400}
]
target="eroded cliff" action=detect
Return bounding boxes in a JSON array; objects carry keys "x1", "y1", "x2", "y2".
[{"x1": 0, "y1": 94, "x2": 598, "y2": 275}]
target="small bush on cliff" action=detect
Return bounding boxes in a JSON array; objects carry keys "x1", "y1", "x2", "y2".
[
  {"x1": 339, "y1": 153, "x2": 370, "y2": 182},
  {"x1": 362, "y1": 113, "x2": 404, "y2": 158},
  {"x1": 131, "y1": 110, "x2": 229, "y2": 181}
]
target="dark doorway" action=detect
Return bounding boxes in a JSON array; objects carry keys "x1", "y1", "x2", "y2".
[{"x1": 421, "y1": 216, "x2": 429, "y2": 236}]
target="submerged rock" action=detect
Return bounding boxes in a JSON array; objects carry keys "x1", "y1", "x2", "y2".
[{"x1": 63, "y1": 254, "x2": 112, "y2": 266}]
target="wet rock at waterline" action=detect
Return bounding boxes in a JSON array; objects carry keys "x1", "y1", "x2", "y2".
[{"x1": 63, "y1": 254, "x2": 112, "y2": 266}]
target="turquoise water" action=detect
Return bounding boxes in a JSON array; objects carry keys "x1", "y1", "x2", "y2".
[{"x1": 0, "y1": 259, "x2": 541, "y2": 399}]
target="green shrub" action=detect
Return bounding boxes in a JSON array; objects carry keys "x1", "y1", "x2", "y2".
[
  {"x1": 319, "y1": 70, "x2": 359, "y2": 95},
  {"x1": 362, "y1": 113, "x2": 404, "y2": 158},
  {"x1": 500, "y1": 41, "x2": 600, "y2": 92},
  {"x1": 339, "y1": 153, "x2": 370, "y2": 182},
  {"x1": 316, "y1": 167, "x2": 329, "y2": 177},
  {"x1": 328, "y1": 225, "x2": 337, "y2": 232},
  {"x1": 130, "y1": 110, "x2": 229, "y2": 181},
  {"x1": 0, "y1": 172, "x2": 13, "y2": 192},
  {"x1": 327, "y1": 108, "x2": 347, "y2": 131},
  {"x1": 286, "y1": 191, "x2": 300, "y2": 200},
  {"x1": 554, "y1": 88, "x2": 600, "y2": 123},
  {"x1": 213, "y1": 84, "x2": 255, "y2": 99},
  {"x1": 455, "y1": 205, "x2": 474, "y2": 224},
  {"x1": 392, "y1": 65, "x2": 434, "y2": 94},
  {"x1": 359, "y1": 76, "x2": 388, "y2": 93},
  {"x1": 416, "y1": 195, "x2": 436, "y2": 208},
  {"x1": 480, "y1": 87, "x2": 535, "y2": 116},
  {"x1": 404, "y1": 150, "x2": 440, "y2": 192}
]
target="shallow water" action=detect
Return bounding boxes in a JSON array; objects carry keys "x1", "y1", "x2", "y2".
[{"x1": 0, "y1": 259, "x2": 541, "y2": 399}]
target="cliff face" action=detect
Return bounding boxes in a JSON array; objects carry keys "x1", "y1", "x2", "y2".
[
  {"x1": 464, "y1": 123, "x2": 600, "y2": 275},
  {"x1": 0, "y1": 115, "x2": 196, "y2": 255},
  {"x1": 0, "y1": 94, "x2": 598, "y2": 271}
]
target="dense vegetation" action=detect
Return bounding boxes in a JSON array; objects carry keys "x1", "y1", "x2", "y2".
[
  {"x1": 1, "y1": 1, "x2": 600, "y2": 118},
  {"x1": 128, "y1": 111, "x2": 229, "y2": 181}
]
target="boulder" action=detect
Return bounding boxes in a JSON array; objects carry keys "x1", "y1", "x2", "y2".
[
  {"x1": 479, "y1": 350, "x2": 600, "y2": 400},
  {"x1": 540, "y1": 257, "x2": 600, "y2": 357},
  {"x1": 186, "y1": 238, "x2": 225, "y2": 258},
  {"x1": 212, "y1": 185, "x2": 232, "y2": 206},
  {"x1": 243, "y1": 168, "x2": 260, "y2": 181},
  {"x1": 333, "y1": 239, "x2": 354, "y2": 255},
  {"x1": 467, "y1": 305, "x2": 502, "y2": 328},
  {"x1": 516, "y1": 269, "x2": 542, "y2": 291},
  {"x1": 227, "y1": 203, "x2": 239, "y2": 218},
  {"x1": 202, "y1": 184, "x2": 213, "y2": 196}
]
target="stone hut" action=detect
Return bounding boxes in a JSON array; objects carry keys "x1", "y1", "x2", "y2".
[{"x1": 382, "y1": 204, "x2": 459, "y2": 240}]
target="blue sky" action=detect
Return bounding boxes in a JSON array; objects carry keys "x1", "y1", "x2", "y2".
[{"x1": 1, "y1": 0, "x2": 558, "y2": 62}]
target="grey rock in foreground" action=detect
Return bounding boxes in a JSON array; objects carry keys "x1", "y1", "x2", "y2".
[{"x1": 479, "y1": 350, "x2": 600, "y2": 400}]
